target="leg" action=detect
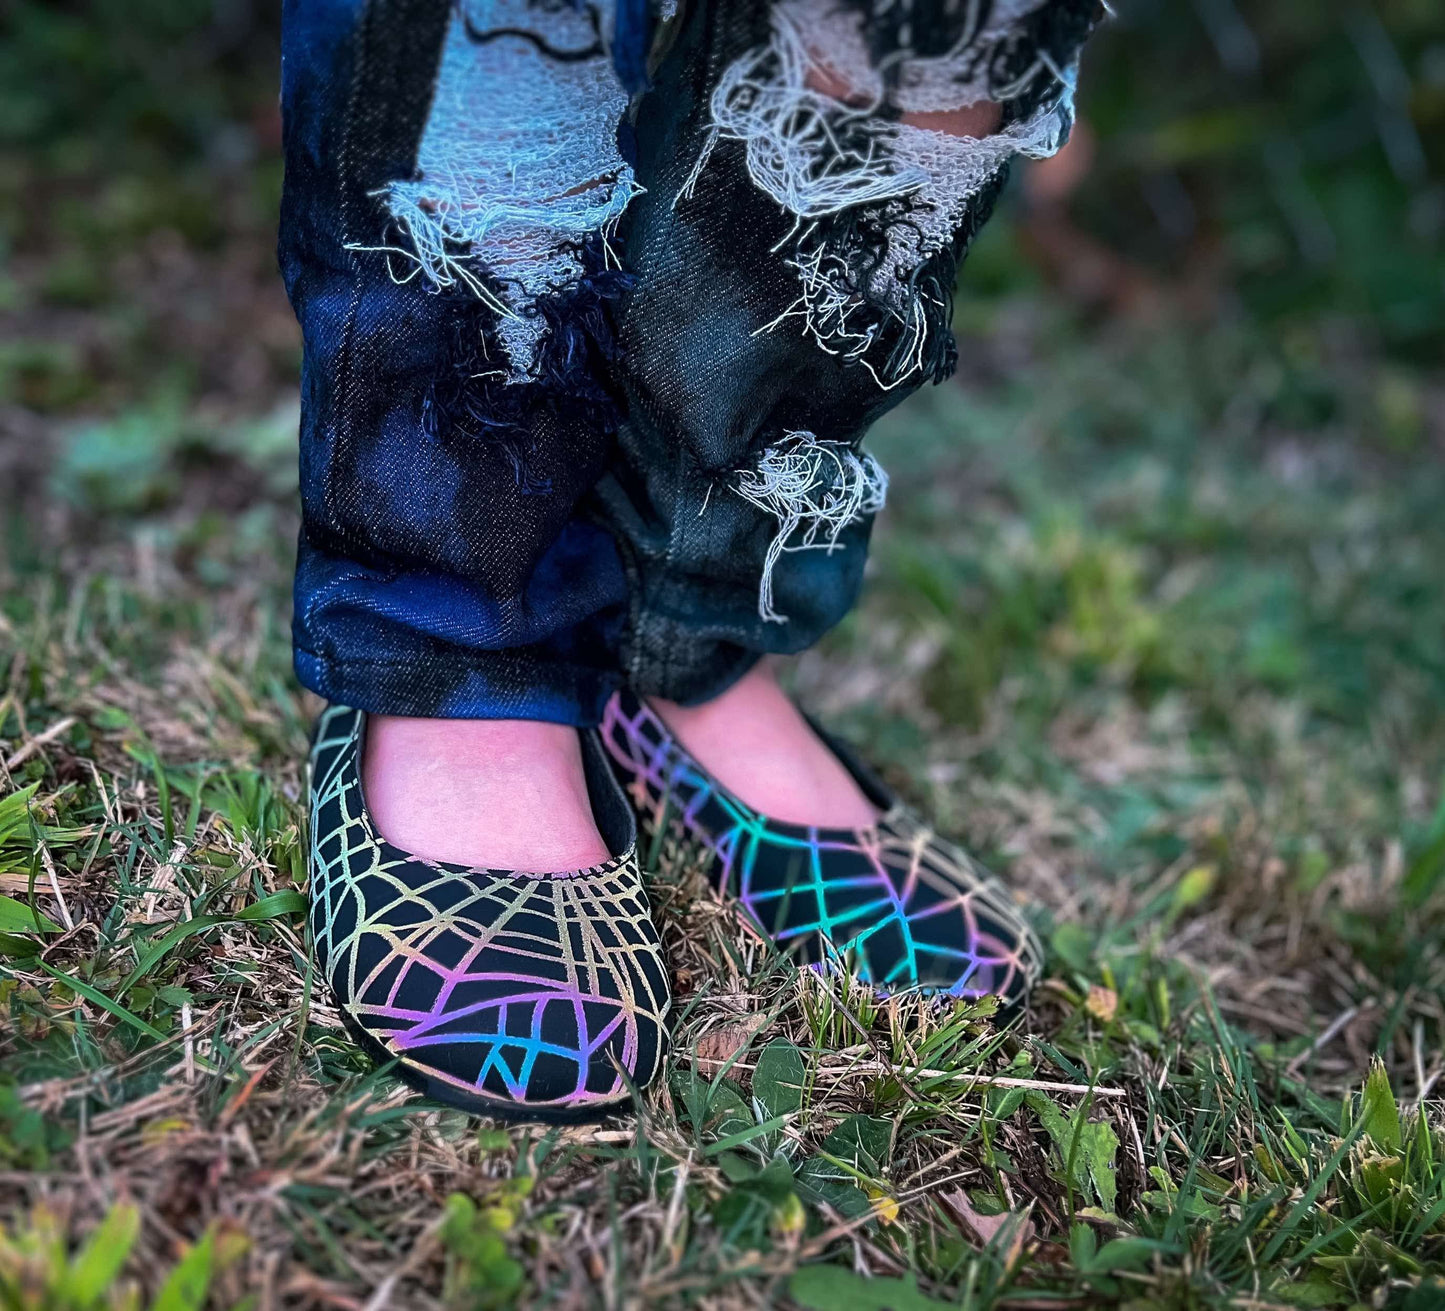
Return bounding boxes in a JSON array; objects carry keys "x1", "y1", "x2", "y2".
[
  {"x1": 282, "y1": 0, "x2": 642, "y2": 867},
  {"x1": 602, "y1": 0, "x2": 1100, "y2": 823},
  {"x1": 284, "y1": 1, "x2": 675, "y2": 1114},
  {"x1": 595, "y1": 1, "x2": 1098, "y2": 1003},
  {"x1": 651, "y1": 658, "x2": 879, "y2": 827}
]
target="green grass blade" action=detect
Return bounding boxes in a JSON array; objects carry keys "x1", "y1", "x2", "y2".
[
  {"x1": 0, "y1": 893, "x2": 63, "y2": 934},
  {"x1": 1259, "y1": 1118, "x2": 1369, "y2": 1266},
  {"x1": 60, "y1": 1201, "x2": 140, "y2": 1305},
  {"x1": 119, "y1": 890, "x2": 305, "y2": 997},
  {"x1": 35, "y1": 959, "x2": 169, "y2": 1042},
  {"x1": 703, "y1": 1115, "x2": 792, "y2": 1157}
]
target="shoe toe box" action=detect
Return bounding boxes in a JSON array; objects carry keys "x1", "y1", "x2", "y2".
[
  {"x1": 314, "y1": 863, "x2": 670, "y2": 1116},
  {"x1": 803, "y1": 820, "x2": 1043, "y2": 1005},
  {"x1": 358, "y1": 974, "x2": 668, "y2": 1110},
  {"x1": 891, "y1": 835, "x2": 1042, "y2": 1005}
]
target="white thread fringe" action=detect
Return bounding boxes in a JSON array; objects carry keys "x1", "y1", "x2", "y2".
[
  {"x1": 684, "y1": 0, "x2": 1080, "y2": 388},
  {"x1": 734, "y1": 433, "x2": 888, "y2": 624},
  {"x1": 350, "y1": 0, "x2": 639, "y2": 379}
]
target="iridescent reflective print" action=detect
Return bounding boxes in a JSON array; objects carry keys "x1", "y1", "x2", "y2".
[
  {"x1": 308, "y1": 706, "x2": 670, "y2": 1115},
  {"x1": 600, "y1": 692, "x2": 1043, "y2": 1003}
]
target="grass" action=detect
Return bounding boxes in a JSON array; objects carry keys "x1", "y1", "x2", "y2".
[
  {"x1": 2, "y1": 1, "x2": 1444, "y2": 1307},
  {"x1": 4, "y1": 289, "x2": 1444, "y2": 1310}
]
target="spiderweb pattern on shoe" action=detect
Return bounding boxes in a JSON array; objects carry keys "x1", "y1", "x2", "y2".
[
  {"x1": 600, "y1": 693, "x2": 1042, "y2": 1002},
  {"x1": 308, "y1": 706, "x2": 669, "y2": 1110}
]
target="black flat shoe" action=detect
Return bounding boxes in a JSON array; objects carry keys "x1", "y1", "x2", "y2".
[
  {"x1": 600, "y1": 690, "x2": 1042, "y2": 1005},
  {"x1": 307, "y1": 705, "x2": 671, "y2": 1122}
]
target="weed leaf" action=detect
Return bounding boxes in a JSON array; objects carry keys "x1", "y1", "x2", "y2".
[
  {"x1": 790, "y1": 1266, "x2": 955, "y2": 1311},
  {"x1": 1359, "y1": 1059, "x2": 1402, "y2": 1153},
  {"x1": 0, "y1": 893, "x2": 62, "y2": 935},
  {"x1": 59, "y1": 1202, "x2": 140, "y2": 1305},
  {"x1": 752, "y1": 1038, "x2": 806, "y2": 1119}
]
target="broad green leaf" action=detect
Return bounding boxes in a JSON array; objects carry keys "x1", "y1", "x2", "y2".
[
  {"x1": 795, "y1": 1154, "x2": 872, "y2": 1220},
  {"x1": 1050, "y1": 922, "x2": 1093, "y2": 974},
  {"x1": 1270, "y1": 1274, "x2": 1357, "y2": 1307},
  {"x1": 0, "y1": 784, "x2": 40, "y2": 844},
  {"x1": 1170, "y1": 863, "x2": 1216, "y2": 915},
  {"x1": 1359, "y1": 1058, "x2": 1402, "y2": 1152},
  {"x1": 1091, "y1": 1236, "x2": 1168, "y2": 1273},
  {"x1": 1026, "y1": 1091, "x2": 1119, "y2": 1213},
  {"x1": 750, "y1": 1154, "x2": 796, "y2": 1204},
  {"x1": 789, "y1": 1266, "x2": 955, "y2": 1311},
  {"x1": 795, "y1": 1115, "x2": 894, "y2": 1222},
  {"x1": 988, "y1": 1086, "x2": 1027, "y2": 1119},
  {"x1": 821, "y1": 1115, "x2": 892, "y2": 1173},
  {"x1": 1083, "y1": 1123, "x2": 1120, "y2": 1217},
  {"x1": 0, "y1": 931, "x2": 44, "y2": 957},
  {"x1": 752, "y1": 1039, "x2": 806, "y2": 1119},
  {"x1": 1356, "y1": 1153, "x2": 1404, "y2": 1206},
  {"x1": 476, "y1": 1128, "x2": 511, "y2": 1153},
  {"x1": 698, "y1": 1081, "x2": 752, "y2": 1141},
  {"x1": 149, "y1": 1226, "x2": 216, "y2": 1311},
  {"x1": 0, "y1": 894, "x2": 62, "y2": 935},
  {"x1": 716, "y1": 1151, "x2": 758, "y2": 1184}
]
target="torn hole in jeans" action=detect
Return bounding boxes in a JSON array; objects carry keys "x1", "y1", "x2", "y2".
[
  {"x1": 681, "y1": 0, "x2": 1098, "y2": 390},
  {"x1": 350, "y1": 0, "x2": 640, "y2": 381}
]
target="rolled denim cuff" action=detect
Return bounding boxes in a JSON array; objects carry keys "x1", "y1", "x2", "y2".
[{"x1": 291, "y1": 531, "x2": 628, "y2": 725}]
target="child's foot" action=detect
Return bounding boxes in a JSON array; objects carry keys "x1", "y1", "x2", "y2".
[
  {"x1": 649, "y1": 659, "x2": 878, "y2": 828},
  {"x1": 601, "y1": 687, "x2": 1040, "y2": 1002},
  {"x1": 362, "y1": 715, "x2": 611, "y2": 871},
  {"x1": 310, "y1": 706, "x2": 670, "y2": 1119}
]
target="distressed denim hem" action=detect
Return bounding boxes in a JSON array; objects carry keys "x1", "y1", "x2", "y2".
[
  {"x1": 294, "y1": 647, "x2": 621, "y2": 727},
  {"x1": 626, "y1": 626, "x2": 764, "y2": 707}
]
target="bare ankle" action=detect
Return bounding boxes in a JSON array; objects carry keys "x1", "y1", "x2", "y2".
[{"x1": 650, "y1": 660, "x2": 878, "y2": 828}]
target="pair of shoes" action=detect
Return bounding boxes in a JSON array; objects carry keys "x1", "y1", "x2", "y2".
[{"x1": 306, "y1": 694, "x2": 1042, "y2": 1120}]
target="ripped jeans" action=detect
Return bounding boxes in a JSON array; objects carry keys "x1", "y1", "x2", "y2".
[{"x1": 280, "y1": 0, "x2": 1098, "y2": 725}]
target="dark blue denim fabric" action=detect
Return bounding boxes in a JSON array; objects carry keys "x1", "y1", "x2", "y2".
[
  {"x1": 280, "y1": 0, "x2": 632, "y2": 724},
  {"x1": 599, "y1": 1, "x2": 923, "y2": 701},
  {"x1": 280, "y1": 0, "x2": 1099, "y2": 723}
]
